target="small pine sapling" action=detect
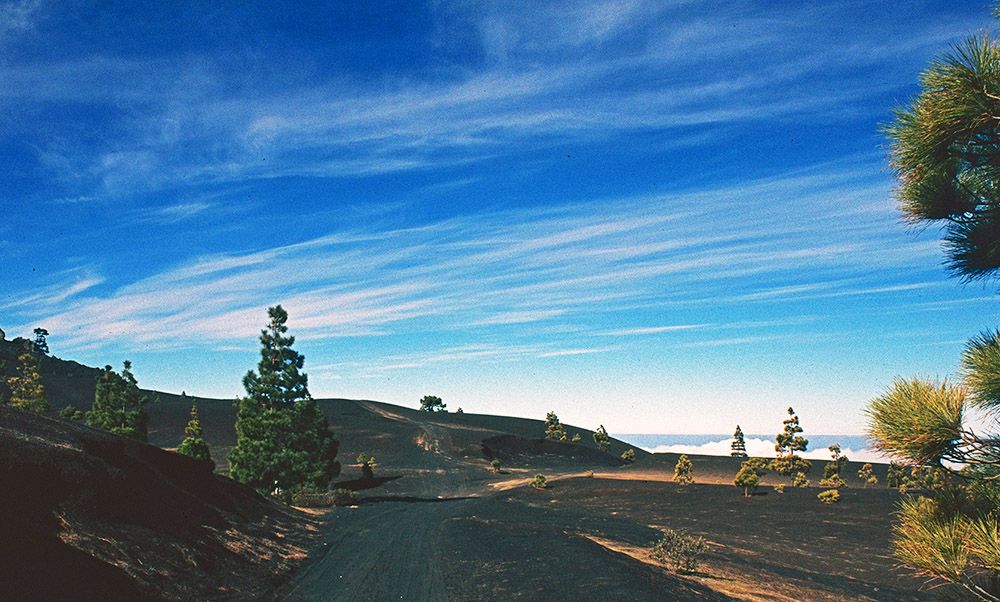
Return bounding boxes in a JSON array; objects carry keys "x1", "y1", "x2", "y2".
[
  {"x1": 734, "y1": 462, "x2": 761, "y2": 497},
  {"x1": 673, "y1": 454, "x2": 694, "y2": 484},
  {"x1": 857, "y1": 463, "x2": 878, "y2": 487}
]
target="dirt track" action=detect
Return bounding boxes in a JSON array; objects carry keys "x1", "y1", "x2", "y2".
[{"x1": 283, "y1": 499, "x2": 477, "y2": 601}]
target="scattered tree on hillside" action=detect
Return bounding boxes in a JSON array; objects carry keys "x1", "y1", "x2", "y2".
[
  {"x1": 455, "y1": 407, "x2": 463, "y2": 414},
  {"x1": 229, "y1": 306, "x2": 340, "y2": 494},
  {"x1": 819, "y1": 443, "x2": 848, "y2": 489},
  {"x1": 544, "y1": 411, "x2": 567, "y2": 441},
  {"x1": 419, "y1": 395, "x2": 447, "y2": 412},
  {"x1": 7, "y1": 353, "x2": 48, "y2": 413},
  {"x1": 530, "y1": 474, "x2": 547, "y2": 489},
  {"x1": 86, "y1": 361, "x2": 148, "y2": 441},
  {"x1": 489, "y1": 458, "x2": 502, "y2": 473},
  {"x1": 730, "y1": 425, "x2": 748, "y2": 458},
  {"x1": 673, "y1": 454, "x2": 694, "y2": 484},
  {"x1": 177, "y1": 403, "x2": 212, "y2": 464},
  {"x1": 621, "y1": 448, "x2": 636, "y2": 463},
  {"x1": 773, "y1": 407, "x2": 810, "y2": 478},
  {"x1": 734, "y1": 461, "x2": 761, "y2": 497},
  {"x1": 571, "y1": 433, "x2": 582, "y2": 443},
  {"x1": 819, "y1": 444, "x2": 848, "y2": 504},
  {"x1": 357, "y1": 453, "x2": 376, "y2": 480},
  {"x1": 32, "y1": 328, "x2": 49, "y2": 356},
  {"x1": 593, "y1": 424, "x2": 611, "y2": 452},
  {"x1": 858, "y1": 463, "x2": 878, "y2": 487}
]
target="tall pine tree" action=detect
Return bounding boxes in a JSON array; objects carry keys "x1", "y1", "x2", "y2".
[
  {"x1": 86, "y1": 361, "x2": 149, "y2": 441},
  {"x1": 773, "y1": 407, "x2": 810, "y2": 477},
  {"x1": 177, "y1": 402, "x2": 212, "y2": 464},
  {"x1": 229, "y1": 306, "x2": 340, "y2": 493},
  {"x1": 7, "y1": 353, "x2": 48, "y2": 413},
  {"x1": 730, "y1": 425, "x2": 748, "y2": 458}
]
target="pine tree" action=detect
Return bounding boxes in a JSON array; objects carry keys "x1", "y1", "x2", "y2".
[
  {"x1": 544, "y1": 411, "x2": 567, "y2": 441},
  {"x1": 773, "y1": 407, "x2": 810, "y2": 477},
  {"x1": 674, "y1": 454, "x2": 694, "y2": 484},
  {"x1": 86, "y1": 361, "x2": 149, "y2": 441},
  {"x1": 229, "y1": 306, "x2": 340, "y2": 493},
  {"x1": 177, "y1": 403, "x2": 212, "y2": 463},
  {"x1": 593, "y1": 424, "x2": 611, "y2": 452},
  {"x1": 858, "y1": 463, "x2": 878, "y2": 487},
  {"x1": 734, "y1": 461, "x2": 761, "y2": 497},
  {"x1": 32, "y1": 328, "x2": 49, "y2": 355},
  {"x1": 419, "y1": 395, "x2": 446, "y2": 412},
  {"x1": 730, "y1": 425, "x2": 748, "y2": 458},
  {"x1": 7, "y1": 353, "x2": 48, "y2": 413},
  {"x1": 819, "y1": 443, "x2": 848, "y2": 490}
]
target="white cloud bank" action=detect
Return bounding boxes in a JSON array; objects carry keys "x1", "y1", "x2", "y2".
[{"x1": 643, "y1": 436, "x2": 891, "y2": 464}]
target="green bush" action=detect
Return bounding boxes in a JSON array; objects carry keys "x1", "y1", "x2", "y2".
[
  {"x1": 621, "y1": 448, "x2": 636, "y2": 463},
  {"x1": 773, "y1": 484, "x2": 786, "y2": 494},
  {"x1": 530, "y1": 474, "x2": 547, "y2": 489},
  {"x1": 818, "y1": 489, "x2": 841, "y2": 504},
  {"x1": 489, "y1": 459, "x2": 502, "y2": 473},
  {"x1": 650, "y1": 528, "x2": 707, "y2": 574},
  {"x1": 792, "y1": 471, "x2": 811, "y2": 488},
  {"x1": 59, "y1": 405, "x2": 84, "y2": 420}
]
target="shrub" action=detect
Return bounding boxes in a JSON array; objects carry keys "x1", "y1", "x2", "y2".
[
  {"x1": 621, "y1": 448, "x2": 636, "y2": 463},
  {"x1": 774, "y1": 484, "x2": 786, "y2": 494},
  {"x1": 593, "y1": 425, "x2": 611, "y2": 451},
  {"x1": 818, "y1": 489, "x2": 841, "y2": 504},
  {"x1": 357, "y1": 453, "x2": 377, "y2": 480},
  {"x1": 530, "y1": 474, "x2": 547, "y2": 489},
  {"x1": 650, "y1": 528, "x2": 706, "y2": 574},
  {"x1": 571, "y1": 433, "x2": 582, "y2": 443},
  {"x1": 792, "y1": 472, "x2": 811, "y2": 488},
  {"x1": 858, "y1": 463, "x2": 878, "y2": 487},
  {"x1": 59, "y1": 405, "x2": 85, "y2": 420},
  {"x1": 489, "y1": 459, "x2": 502, "y2": 473}
]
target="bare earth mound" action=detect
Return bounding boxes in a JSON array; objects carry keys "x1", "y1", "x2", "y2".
[{"x1": 0, "y1": 406, "x2": 315, "y2": 601}]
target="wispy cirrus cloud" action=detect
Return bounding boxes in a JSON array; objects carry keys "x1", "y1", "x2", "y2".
[
  {"x1": 5, "y1": 162, "x2": 955, "y2": 366},
  {"x1": 5, "y1": 1, "x2": 979, "y2": 195}
]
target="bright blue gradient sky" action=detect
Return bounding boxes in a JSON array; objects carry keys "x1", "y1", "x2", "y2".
[{"x1": 3, "y1": 1, "x2": 998, "y2": 434}]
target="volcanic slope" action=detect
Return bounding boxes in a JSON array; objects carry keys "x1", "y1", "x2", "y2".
[{"x1": 0, "y1": 405, "x2": 315, "y2": 601}]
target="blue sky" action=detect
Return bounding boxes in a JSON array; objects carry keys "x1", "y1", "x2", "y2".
[{"x1": 2, "y1": 1, "x2": 999, "y2": 435}]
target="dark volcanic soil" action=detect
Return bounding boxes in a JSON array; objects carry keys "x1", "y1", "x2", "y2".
[{"x1": 0, "y1": 406, "x2": 315, "y2": 601}]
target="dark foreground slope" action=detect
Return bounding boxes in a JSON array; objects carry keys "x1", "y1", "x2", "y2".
[{"x1": 0, "y1": 406, "x2": 315, "y2": 601}]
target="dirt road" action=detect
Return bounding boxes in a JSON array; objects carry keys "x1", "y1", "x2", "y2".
[{"x1": 282, "y1": 498, "x2": 477, "y2": 601}]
